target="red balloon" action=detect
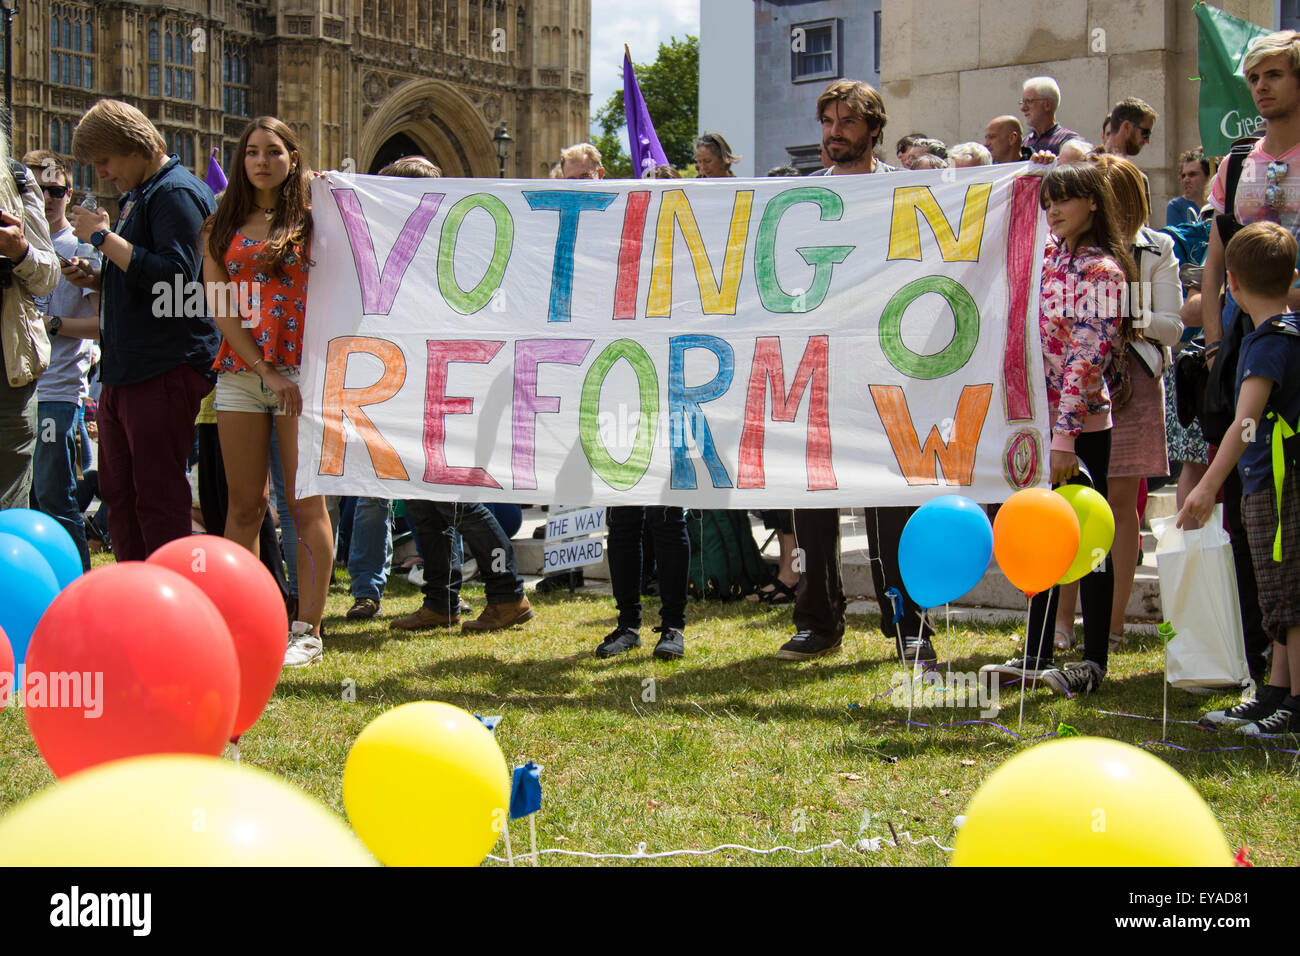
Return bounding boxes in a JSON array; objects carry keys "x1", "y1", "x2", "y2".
[
  {"x1": 149, "y1": 535, "x2": 288, "y2": 740},
  {"x1": 24, "y1": 563, "x2": 239, "y2": 778},
  {"x1": 0, "y1": 625, "x2": 12, "y2": 709}
]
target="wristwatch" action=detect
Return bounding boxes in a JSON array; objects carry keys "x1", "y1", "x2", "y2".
[
  {"x1": 48, "y1": 316, "x2": 62, "y2": 337},
  {"x1": 89, "y1": 229, "x2": 109, "y2": 247}
]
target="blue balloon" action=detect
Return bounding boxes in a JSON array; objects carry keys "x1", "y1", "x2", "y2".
[
  {"x1": 0, "y1": 508, "x2": 81, "y2": 590},
  {"x1": 0, "y1": 532, "x2": 59, "y2": 665},
  {"x1": 898, "y1": 495, "x2": 994, "y2": 610}
]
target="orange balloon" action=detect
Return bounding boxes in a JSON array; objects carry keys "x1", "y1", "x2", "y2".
[{"x1": 993, "y1": 488, "x2": 1080, "y2": 596}]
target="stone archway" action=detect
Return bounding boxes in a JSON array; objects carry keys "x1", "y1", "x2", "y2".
[
  {"x1": 359, "y1": 79, "x2": 497, "y2": 178},
  {"x1": 368, "y1": 132, "x2": 427, "y2": 174}
]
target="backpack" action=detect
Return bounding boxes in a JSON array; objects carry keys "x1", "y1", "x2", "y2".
[
  {"x1": 1260, "y1": 314, "x2": 1300, "y2": 562},
  {"x1": 1181, "y1": 136, "x2": 1261, "y2": 444},
  {"x1": 1159, "y1": 218, "x2": 1211, "y2": 270},
  {"x1": 8, "y1": 159, "x2": 28, "y2": 195},
  {"x1": 685, "y1": 509, "x2": 772, "y2": 600}
]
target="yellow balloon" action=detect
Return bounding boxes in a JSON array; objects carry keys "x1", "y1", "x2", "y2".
[
  {"x1": 1056, "y1": 485, "x2": 1116, "y2": 585},
  {"x1": 343, "y1": 701, "x2": 509, "y2": 866},
  {"x1": 0, "y1": 754, "x2": 375, "y2": 865},
  {"x1": 953, "y1": 737, "x2": 1232, "y2": 866}
]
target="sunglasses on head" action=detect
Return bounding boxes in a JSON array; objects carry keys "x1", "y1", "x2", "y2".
[
  {"x1": 1266, "y1": 160, "x2": 1289, "y2": 210},
  {"x1": 40, "y1": 184, "x2": 68, "y2": 198}
]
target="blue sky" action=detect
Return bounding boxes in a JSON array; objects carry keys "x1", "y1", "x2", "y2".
[{"x1": 588, "y1": 0, "x2": 700, "y2": 136}]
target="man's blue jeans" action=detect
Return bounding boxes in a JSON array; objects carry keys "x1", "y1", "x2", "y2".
[
  {"x1": 405, "y1": 500, "x2": 522, "y2": 615},
  {"x1": 33, "y1": 401, "x2": 90, "y2": 571},
  {"x1": 348, "y1": 497, "x2": 392, "y2": 601}
]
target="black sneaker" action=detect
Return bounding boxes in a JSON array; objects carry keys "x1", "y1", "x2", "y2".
[
  {"x1": 1201, "y1": 684, "x2": 1288, "y2": 729},
  {"x1": 1042, "y1": 660, "x2": 1104, "y2": 696},
  {"x1": 896, "y1": 634, "x2": 937, "y2": 664},
  {"x1": 1237, "y1": 705, "x2": 1299, "y2": 737},
  {"x1": 595, "y1": 627, "x2": 641, "y2": 658},
  {"x1": 980, "y1": 656, "x2": 1053, "y2": 684},
  {"x1": 652, "y1": 626, "x2": 685, "y2": 660},
  {"x1": 777, "y1": 630, "x2": 842, "y2": 661}
]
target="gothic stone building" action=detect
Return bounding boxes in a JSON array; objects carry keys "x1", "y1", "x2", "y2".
[{"x1": 8, "y1": 0, "x2": 591, "y2": 204}]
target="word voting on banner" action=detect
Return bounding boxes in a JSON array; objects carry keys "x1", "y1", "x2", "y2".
[{"x1": 297, "y1": 166, "x2": 1050, "y2": 507}]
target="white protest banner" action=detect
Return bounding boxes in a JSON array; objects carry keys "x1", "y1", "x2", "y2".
[{"x1": 297, "y1": 166, "x2": 1049, "y2": 506}]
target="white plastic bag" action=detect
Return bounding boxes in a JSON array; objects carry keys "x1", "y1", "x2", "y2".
[{"x1": 1150, "y1": 505, "x2": 1250, "y2": 689}]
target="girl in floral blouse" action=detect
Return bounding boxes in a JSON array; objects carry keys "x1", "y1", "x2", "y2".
[
  {"x1": 984, "y1": 161, "x2": 1136, "y2": 697},
  {"x1": 201, "y1": 117, "x2": 331, "y2": 669}
]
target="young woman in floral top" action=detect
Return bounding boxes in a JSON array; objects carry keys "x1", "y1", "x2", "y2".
[
  {"x1": 201, "y1": 116, "x2": 332, "y2": 669},
  {"x1": 984, "y1": 161, "x2": 1136, "y2": 697}
]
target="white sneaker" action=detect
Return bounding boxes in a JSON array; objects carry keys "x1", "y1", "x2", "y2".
[
  {"x1": 407, "y1": 563, "x2": 425, "y2": 587},
  {"x1": 283, "y1": 621, "x2": 323, "y2": 668}
]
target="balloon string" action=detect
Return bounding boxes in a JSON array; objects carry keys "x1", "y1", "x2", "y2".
[
  {"x1": 1018, "y1": 595, "x2": 1031, "y2": 735},
  {"x1": 905, "y1": 718, "x2": 1060, "y2": 740},
  {"x1": 906, "y1": 610, "x2": 922, "y2": 727},
  {"x1": 945, "y1": 604, "x2": 952, "y2": 710},
  {"x1": 1142, "y1": 739, "x2": 1300, "y2": 756}
]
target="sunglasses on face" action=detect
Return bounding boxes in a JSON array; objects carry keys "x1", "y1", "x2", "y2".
[
  {"x1": 40, "y1": 184, "x2": 68, "y2": 198},
  {"x1": 1138, "y1": 126, "x2": 1152, "y2": 141}
]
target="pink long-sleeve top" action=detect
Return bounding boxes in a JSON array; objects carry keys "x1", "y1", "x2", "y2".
[{"x1": 1039, "y1": 237, "x2": 1126, "y2": 453}]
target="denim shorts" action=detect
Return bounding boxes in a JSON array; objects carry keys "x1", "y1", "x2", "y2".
[{"x1": 213, "y1": 366, "x2": 299, "y2": 415}]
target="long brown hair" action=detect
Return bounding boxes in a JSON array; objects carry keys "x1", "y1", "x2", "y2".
[
  {"x1": 1039, "y1": 163, "x2": 1137, "y2": 283},
  {"x1": 1087, "y1": 153, "x2": 1148, "y2": 241},
  {"x1": 204, "y1": 117, "x2": 312, "y2": 276},
  {"x1": 1040, "y1": 162, "x2": 1138, "y2": 408}
]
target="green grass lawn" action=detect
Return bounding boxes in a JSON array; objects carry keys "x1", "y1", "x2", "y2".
[{"x1": 3, "y1": 561, "x2": 1297, "y2": 866}]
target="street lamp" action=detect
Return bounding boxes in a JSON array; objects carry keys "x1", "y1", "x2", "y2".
[
  {"x1": 1, "y1": 0, "x2": 17, "y2": 140},
  {"x1": 493, "y1": 122, "x2": 512, "y2": 178}
]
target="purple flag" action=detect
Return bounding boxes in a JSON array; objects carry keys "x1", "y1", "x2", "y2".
[
  {"x1": 205, "y1": 147, "x2": 228, "y2": 196},
  {"x1": 623, "y1": 45, "x2": 669, "y2": 177}
]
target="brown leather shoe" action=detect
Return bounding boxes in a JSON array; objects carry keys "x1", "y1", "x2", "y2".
[
  {"x1": 390, "y1": 605, "x2": 459, "y2": 631},
  {"x1": 346, "y1": 597, "x2": 381, "y2": 620},
  {"x1": 462, "y1": 596, "x2": 533, "y2": 632}
]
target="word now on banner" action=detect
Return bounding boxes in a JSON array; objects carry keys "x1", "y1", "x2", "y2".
[{"x1": 297, "y1": 166, "x2": 1050, "y2": 507}]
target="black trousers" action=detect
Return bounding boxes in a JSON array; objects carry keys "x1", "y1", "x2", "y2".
[
  {"x1": 791, "y1": 507, "x2": 934, "y2": 641},
  {"x1": 607, "y1": 506, "x2": 688, "y2": 630},
  {"x1": 1223, "y1": 467, "x2": 1270, "y2": 672},
  {"x1": 1025, "y1": 429, "x2": 1113, "y2": 669},
  {"x1": 865, "y1": 505, "x2": 934, "y2": 641}
]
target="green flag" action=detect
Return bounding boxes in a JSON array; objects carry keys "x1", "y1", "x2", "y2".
[{"x1": 1196, "y1": 2, "x2": 1270, "y2": 156}]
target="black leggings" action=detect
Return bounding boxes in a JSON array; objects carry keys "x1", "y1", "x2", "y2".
[
  {"x1": 1025, "y1": 429, "x2": 1113, "y2": 670},
  {"x1": 607, "y1": 506, "x2": 688, "y2": 630}
]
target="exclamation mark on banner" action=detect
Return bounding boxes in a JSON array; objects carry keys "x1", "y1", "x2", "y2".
[{"x1": 1003, "y1": 176, "x2": 1039, "y2": 423}]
